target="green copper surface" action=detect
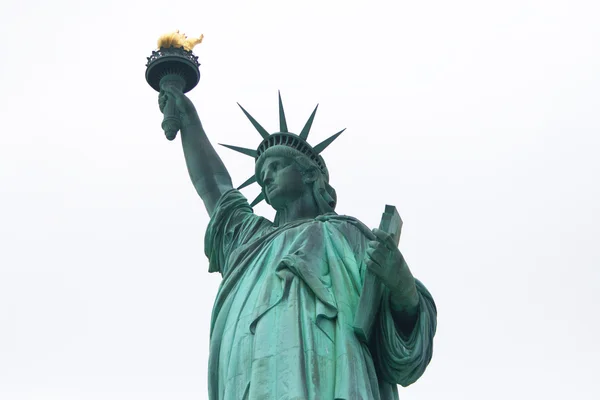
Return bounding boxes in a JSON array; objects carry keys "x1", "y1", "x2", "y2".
[
  {"x1": 237, "y1": 103, "x2": 271, "y2": 139},
  {"x1": 299, "y1": 104, "x2": 318, "y2": 140},
  {"x1": 278, "y1": 91, "x2": 288, "y2": 133},
  {"x1": 155, "y1": 88, "x2": 437, "y2": 399}
]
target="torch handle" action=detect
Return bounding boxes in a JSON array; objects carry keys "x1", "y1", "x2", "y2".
[
  {"x1": 159, "y1": 74, "x2": 186, "y2": 141},
  {"x1": 162, "y1": 96, "x2": 180, "y2": 141}
]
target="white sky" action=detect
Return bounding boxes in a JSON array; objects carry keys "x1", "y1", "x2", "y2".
[{"x1": 1, "y1": 0, "x2": 599, "y2": 399}]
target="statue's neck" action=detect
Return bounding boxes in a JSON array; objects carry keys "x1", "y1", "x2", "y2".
[{"x1": 274, "y1": 192, "x2": 319, "y2": 226}]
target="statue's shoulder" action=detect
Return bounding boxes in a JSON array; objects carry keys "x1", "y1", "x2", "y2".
[{"x1": 316, "y1": 214, "x2": 374, "y2": 241}]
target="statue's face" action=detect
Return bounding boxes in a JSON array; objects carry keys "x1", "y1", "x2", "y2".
[{"x1": 259, "y1": 156, "x2": 308, "y2": 209}]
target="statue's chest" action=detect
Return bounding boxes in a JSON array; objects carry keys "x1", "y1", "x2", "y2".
[{"x1": 229, "y1": 221, "x2": 329, "y2": 272}]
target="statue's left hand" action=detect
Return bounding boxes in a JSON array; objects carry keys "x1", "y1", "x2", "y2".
[{"x1": 365, "y1": 228, "x2": 419, "y2": 312}]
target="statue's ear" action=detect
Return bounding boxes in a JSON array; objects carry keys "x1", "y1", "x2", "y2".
[{"x1": 302, "y1": 167, "x2": 318, "y2": 184}]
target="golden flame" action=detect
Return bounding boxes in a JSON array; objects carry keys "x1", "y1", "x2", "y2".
[{"x1": 157, "y1": 30, "x2": 204, "y2": 51}]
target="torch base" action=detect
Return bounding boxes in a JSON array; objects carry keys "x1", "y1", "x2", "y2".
[{"x1": 145, "y1": 47, "x2": 200, "y2": 93}]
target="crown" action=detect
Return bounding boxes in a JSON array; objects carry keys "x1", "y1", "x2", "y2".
[{"x1": 220, "y1": 92, "x2": 345, "y2": 207}]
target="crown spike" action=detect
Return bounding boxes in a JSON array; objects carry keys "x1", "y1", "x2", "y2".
[
  {"x1": 278, "y1": 91, "x2": 288, "y2": 133},
  {"x1": 313, "y1": 128, "x2": 345, "y2": 154},
  {"x1": 238, "y1": 103, "x2": 270, "y2": 139},
  {"x1": 219, "y1": 143, "x2": 258, "y2": 158},
  {"x1": 237, "y1": 175, "x2": 257, "y2": 190},
  {"x1": 299, "y1": 104, "x2": 319, "y2": 140},
  {"x1": 250, "y1": 192, "x2": 265, "y2": 207}
]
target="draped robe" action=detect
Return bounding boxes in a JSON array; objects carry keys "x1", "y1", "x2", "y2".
[{"x1": 205, "y1": 190, "x2": 436, "y2": 400}]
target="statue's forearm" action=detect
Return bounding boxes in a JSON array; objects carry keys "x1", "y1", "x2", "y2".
[
  {"x1": 180, "y1": 117, "x2": 233, "y2": 216},
  {"x1": 390, "y1": 291, "x2": 419, "y2": 337},
  {"x1": 389, "y1": 263, "x2": 420, "y2": 336},
  {"x1": 390, "y1": 280, "x2": 419, "y2": 311}
]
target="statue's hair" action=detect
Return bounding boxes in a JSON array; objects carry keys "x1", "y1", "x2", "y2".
[{"x1": 255, "y1": 145, "x2": 337, "y2": 216}]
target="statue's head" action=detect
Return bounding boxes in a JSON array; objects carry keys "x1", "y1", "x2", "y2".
[
  {"x1": 219, "y1": 93, "x2": 344, "y2": 217},
  {"x1": 255, "y1": 145, "x2": 337, "y2": 214}
]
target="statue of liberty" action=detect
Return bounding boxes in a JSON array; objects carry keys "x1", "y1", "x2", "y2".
[{"x1": 158, "y1": 86, "x2": 437, "y2": 400}]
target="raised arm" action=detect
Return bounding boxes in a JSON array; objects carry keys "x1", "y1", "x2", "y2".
[{"x1": 159, "y1": 86, "x2": 233, "y2": 216}]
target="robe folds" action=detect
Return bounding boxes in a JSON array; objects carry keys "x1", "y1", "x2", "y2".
[{"x1": 205, "y1": 190, "x2": 436, "y2": 400}]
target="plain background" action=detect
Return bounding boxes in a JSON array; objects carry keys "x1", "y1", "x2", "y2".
[{"x1": 1, "y1": 0, "x2": 599, "y2": 399}]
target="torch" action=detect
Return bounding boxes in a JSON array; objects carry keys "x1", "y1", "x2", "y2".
[{"x1": 145, "y1": 31, "x2": 203, "y2": 140}]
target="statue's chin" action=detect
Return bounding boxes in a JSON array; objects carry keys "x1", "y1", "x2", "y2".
[
  {"x1": 269, "y1": 193, "x2": 295, "y2": 212},
  {"x1": 268, "y1": 186, "x2": 311, "y2": 211},
  {"x1": 268, "y1": 197, "x2": 286, "y2": 211}
]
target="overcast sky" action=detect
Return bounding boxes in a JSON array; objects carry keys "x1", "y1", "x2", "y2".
[{"x1": 1, "y1": 0, "x2": 599, "y2": 399}]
